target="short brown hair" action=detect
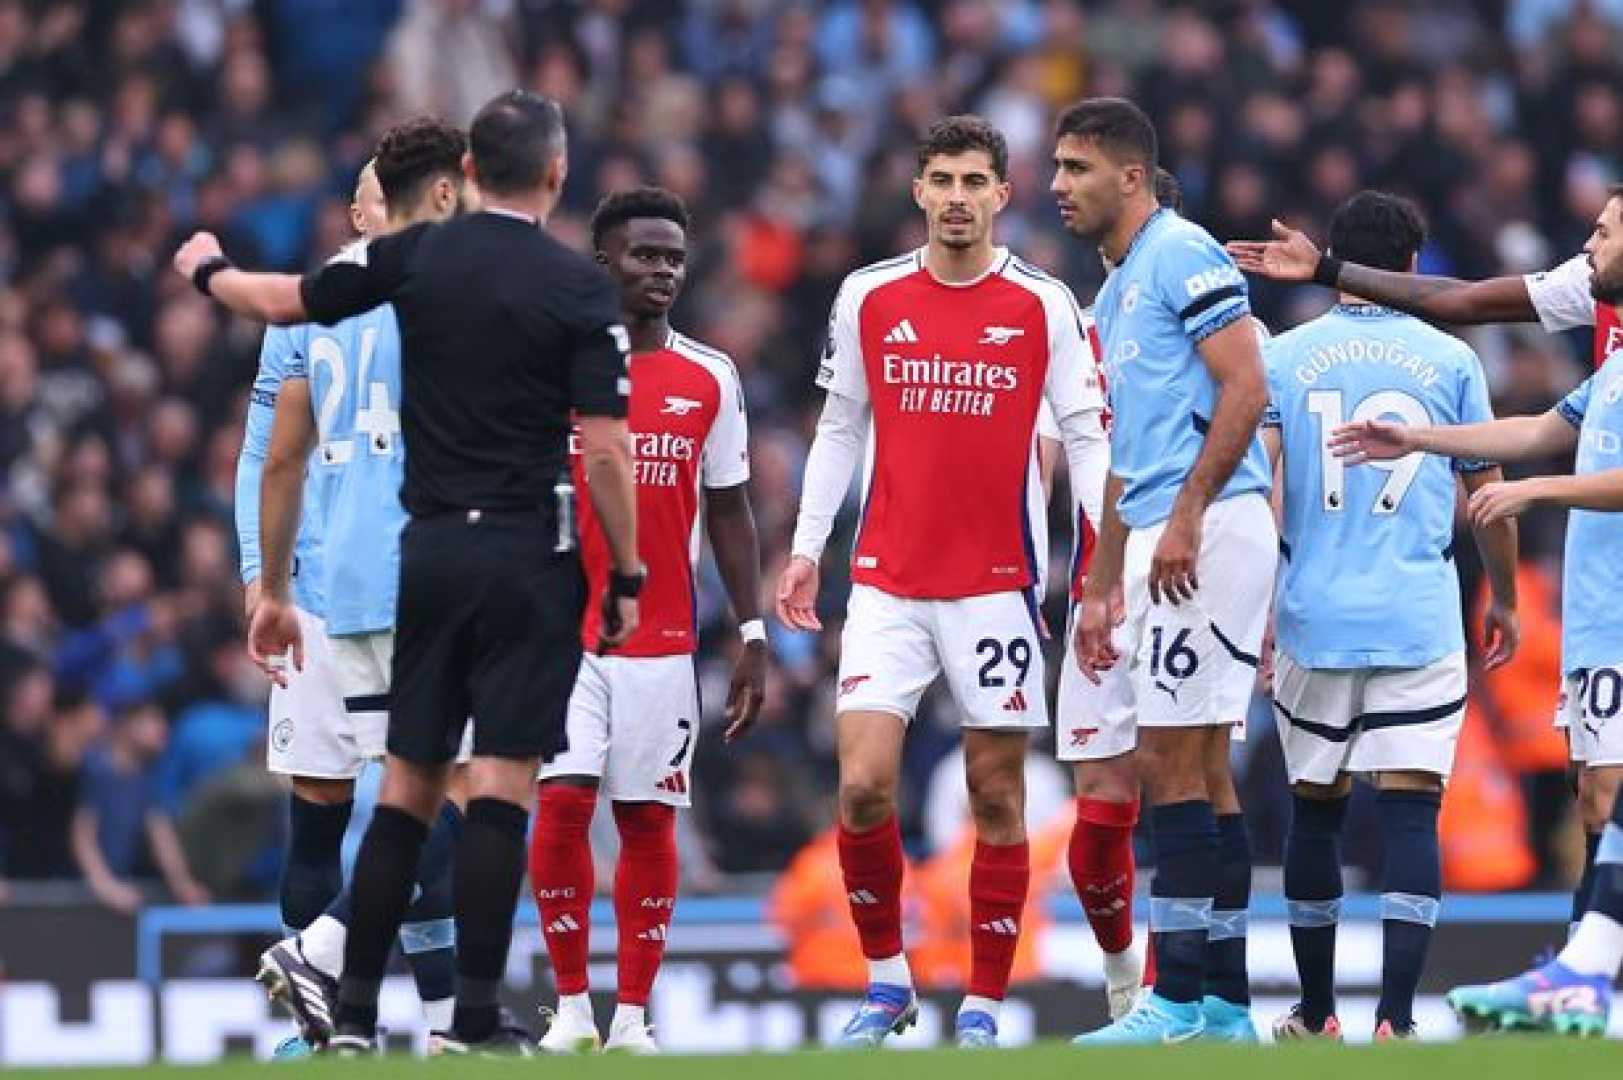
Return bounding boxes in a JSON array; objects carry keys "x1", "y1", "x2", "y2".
[{"x1": 917, "y1": 114, "x2": 1009, "y2": 181}]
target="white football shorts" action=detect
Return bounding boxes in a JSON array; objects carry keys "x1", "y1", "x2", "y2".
[
  {"x1": 1123, "y1": 493, "x2": 1275, "y2": 730},
  {"x1": 1057, "y1": 602, "x2": 1136, "y2": 762},
  {"x1": 1562, "y1": 665, "x2": 1623, "y2": 767},
  {"x1": 329, "y1": 629, "x2": 472, "y2": 766},
  {"x1": 540, "y1": 653, "x2": 701, "y2": 807},
  {"x1": 266, "y1": 608, "x2": 362, "y2": 778},
  {"x1": 1272, "y1": 650, "x2": 1467, "y2": 784},
  {"x1": 835, "y1": 584, "x2": 1048, "y2": 730}
]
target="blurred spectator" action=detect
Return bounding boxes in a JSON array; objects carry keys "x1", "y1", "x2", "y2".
[{"x1": 71, "y1": 699, "x2": 208, "y2": 913}]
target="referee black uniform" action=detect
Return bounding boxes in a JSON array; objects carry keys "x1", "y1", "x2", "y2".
[{"x1": 300, "y1": 208, "x2": 627, "y2": 765}]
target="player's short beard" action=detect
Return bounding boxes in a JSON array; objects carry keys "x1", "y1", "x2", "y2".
[{"x1": 1593, "y1": 258, "x2": 1623, "y2": 305}]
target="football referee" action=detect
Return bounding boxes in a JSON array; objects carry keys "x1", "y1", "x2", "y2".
[{"x1": 173, "y1": 91, "x2": 641, "y2": 1054}]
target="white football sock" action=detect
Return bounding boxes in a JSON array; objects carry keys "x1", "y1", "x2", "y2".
[
  {"x1": 298, "y1": 914, "x2": 347, "y2": 980},
  {"x1": 610, "y1": 1003, "x2": 646, "y2": 1030},
  {"x1": 1560, "y1": 911, "x2": 1623, "y2": 978},
  {"x1": 867, "y1": 953, "x2": 913, "y2": 989},
  {"x1": 558, "y1": 992, "x2": 594, "y2": 1024},
  {"x1": 959, "y1": 994, "x2": 1001, "y2": 1021},
  {"x1": 422, "y1": 997, "x2": 454, "y2": 1032}
]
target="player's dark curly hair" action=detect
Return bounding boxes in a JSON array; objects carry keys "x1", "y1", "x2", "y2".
[
  {"x1": 1328, "y1": 190, "x2": 1427, "y2": 273},
  {"x1": 373, "y1": 116, "x2": 466, "y2": 213},
  {"x1": 1153, "y1": 167, "x2": 1183, "y2": 213},
  {"x1": 589, "y1": 186, "x2": 691, "y2": 250},
  {"x1": 916, "y1": 114, "x2": 1009, "y2": 181},
  {"x1": 1054, "y1": 97, "x2": 1158, "y2": 170}
]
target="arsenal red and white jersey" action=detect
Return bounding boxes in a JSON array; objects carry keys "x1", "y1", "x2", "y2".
[
  {"x1": 817, "y1": 248, "x2": 1104, "y2": 599},
  {"x1": 1524, "y1": 254, "x2": 1623, "y2": 365},
  {"x1": 574, "y1": 331, "x2": 749, "y2": 656}
]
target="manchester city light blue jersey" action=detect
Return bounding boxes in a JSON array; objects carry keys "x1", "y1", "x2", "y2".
[
  {"x1": 1557, "y1": 365, "x2": 1623, "y2": 673},
  {"x1": 1093, "y1": 208, "x2": 1271, "y2": 529},
  {"x1": 1264, "y1": 304, "x2": 1495, "y2": 668},
  {"x1": 286, "y1": 299, "x2": 405, "y2": 638},
  {"x1": 235, "y1": 325, "x2": 326, "y2": 616}
]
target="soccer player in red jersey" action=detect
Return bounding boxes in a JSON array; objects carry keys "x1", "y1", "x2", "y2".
[
  {"x1": 529, "y1": 188, "x2": 765, "y2": 1055},
  {"x1": 776, "y1": 116, "x2": 1110, "y2": 1048},
  {"x1": 1228, "y1": 208, "x2": 1623, "y2": 946}
]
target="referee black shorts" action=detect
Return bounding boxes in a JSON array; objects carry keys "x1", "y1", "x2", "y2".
[{"x1": 389, "y1": 509, "x2": 586, "y2": 765}]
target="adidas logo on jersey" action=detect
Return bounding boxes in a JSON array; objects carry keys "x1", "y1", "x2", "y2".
[
  {"x1": 661, "y1": 395, "x2": 703, "y2": 416},
  {"x1": 979, "y1": 326, "x2": 1025, "y2": 346},
  {"x1": 848, "y1": 889, "x2": 880, "y2": 905},
  {"x1": 637, "y1": 924, "x2": 669, "y2": 942},
  {"x1": 839, "y1": 674, "x2": 872, "y2": 697},
  {"x1": 656, "y1": 772, "x2": 688, "y2": 795},
  {"x1": 1002, "y1": 689, "x2": 1029, "y2": 712},
  {"x1": 978, "y1": 916, "x2": 1019, "y2": 935},
  {"x1": 1069, "y1": 729, "x2": 1096, "y2": 748},
  {"x1": 882, "y1": 319, "x2": 920, "y2": 344},
  {"x1": 546, "y1": 914, "x2": 581, "y2": 934}
]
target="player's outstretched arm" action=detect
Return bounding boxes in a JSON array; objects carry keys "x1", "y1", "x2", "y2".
[
  {"x1": 705, "y1": 483, "x2": 766, "y2": 742},
  {"x1": 173, "y1": 232, "x2": 308, "y2": 324},
  {"x1": 1460, "y1": 467, "x2": 1521, "y2": 670},
  {"x1": 1331, "y1": 410, "x2": 1577, "y2": 466},
  {"x1": 1470, "y1": 467, "x2": 1623, "y2": 526},
  {"x1": 580, "y1": 414, "x2": 642, "y2": 650},
  {"x1": 778, "y1": 390, "x2": 871, "y2": 631},
  {"x1": 1226, "y1": 220, "x2": 1538, "y2": 324}
]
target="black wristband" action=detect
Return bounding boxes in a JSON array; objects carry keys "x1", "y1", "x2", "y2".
[
  {"x1": 609, "y1": 568, "x2": 645, "y2": 599},
  {"x1": 1312, "y1": 253, "x2": 1343, "y2": 289},
  {"x1": 192, "y1": 255, "x2": 234, "y2": 296}
]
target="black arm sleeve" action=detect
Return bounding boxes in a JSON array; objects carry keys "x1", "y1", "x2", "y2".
[
  {"x1": 298, "y1": 224, "x2": 427, "y2": 326},
  {"x1": 567, "y1": 263, "x2": 631, "y2": 418}
]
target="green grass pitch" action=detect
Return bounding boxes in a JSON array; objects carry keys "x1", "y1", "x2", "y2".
[{"x1": 7, "y1": 1039, "x2": 1621, "y2": 1080}]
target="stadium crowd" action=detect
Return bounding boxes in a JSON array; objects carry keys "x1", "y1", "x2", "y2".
[{"x1": 0, "y1": 0, "x2": 1616, "y2": 908}]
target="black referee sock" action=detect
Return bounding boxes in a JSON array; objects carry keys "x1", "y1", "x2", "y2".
[
  {"x1": 452, "y1": 797, "x2": 531, "y2": 1042},
  {"x1": 334, "y1": 805, "x2": 429, "y2": 1033}
]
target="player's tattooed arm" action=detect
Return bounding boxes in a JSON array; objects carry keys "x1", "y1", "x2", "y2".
[
  {"x1": 1226, "y1": 220, "x2": 1538, "y2": 324},
  {"x1": 705, "y1": 483, "x2": 766, "y2": 742},
  {"x1": 1460, "y1": 467, "x2": 1521, "y2": 670}
]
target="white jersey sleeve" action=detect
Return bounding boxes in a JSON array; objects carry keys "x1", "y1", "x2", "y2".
[
  {"x1": 814, "y1": 280, "x2": 869, "y2": 405},
  {"x1": 1036, "y1": 399, "x2": 1060, "y2": 442},
  {"x1": 1038, "y1": 279, "x2": 1106, "y2": 423},
  {"x1": 1058, "y1": 407, "x2": 1109, "y2": 529},
  {"x1": 700, "y1": 353, "x2": 751, "y2": 489},
  {"x1": 790, "y1": 389, "x2": 871, "y2": 561},
  {"x1": 1524, "y1": 255, "x2": 1597, "y2": 334}
]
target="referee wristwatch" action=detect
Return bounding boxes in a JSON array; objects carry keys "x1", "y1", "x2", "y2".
[{"x1": 609, "y1": 566, "x2": 646, "y2": 599}]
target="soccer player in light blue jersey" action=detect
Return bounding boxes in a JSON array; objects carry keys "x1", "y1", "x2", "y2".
[
  {"x1": 1259, "y1": 191, "x2": 1520, "y2": 1042},
  {"x1": 1335, "y1": 185, "x2": 1623, "y2": 1038},
  {"x1": 1051, "y1": 97, "x2": 1275, "y2": 1045},
  {"x1": 248, "y1": 119, "x2": 473, "y2": 1052}
]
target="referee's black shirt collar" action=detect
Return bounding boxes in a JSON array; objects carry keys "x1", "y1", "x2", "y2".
[{"x1": 481, "y1": 207, "x2": 539, "y2": 227}]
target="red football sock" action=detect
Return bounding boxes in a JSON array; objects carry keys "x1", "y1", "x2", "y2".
[
  {"x1": 837, "y1": 815, "x2": 907, "y2": 960},
  {"x1": 968, "y1": 839, "x2": 1030, "y2": 1000},
  {"x1": 529, "y1": 784, "x2": 597, "y2": 996},
  {"x1": 612, "y1": 801, "x2": 678, "y2": 1007},
  {"x1": 1069, "y1": 796, "x2": 1138, "y2": 955}
]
